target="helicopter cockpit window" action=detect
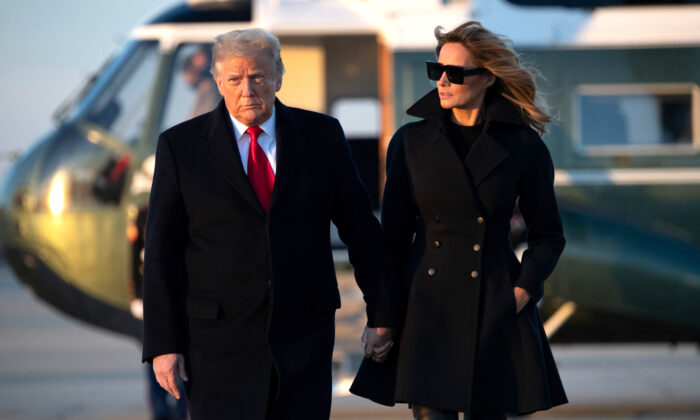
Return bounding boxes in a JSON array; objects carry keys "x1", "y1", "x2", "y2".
[
  {"x1": 36, "y1": 128, "x2": 130, "y2": 210},
  {"x1": 78, "y1": 41, "x2": 160, "y2": 144},
  {"x1": 160, "y1": 43, "x2": 221, "y2": 133},
  {"x1": 574, "y1": 83, "x2": 699, "y2": 155}
]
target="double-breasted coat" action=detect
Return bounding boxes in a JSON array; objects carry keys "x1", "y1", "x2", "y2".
[
  {"x1": 142, "y1": 99, "x2": 395, "y2": 420},
  {"x1": 351, "y1": 89, "x2": 567, "y2": 414}
]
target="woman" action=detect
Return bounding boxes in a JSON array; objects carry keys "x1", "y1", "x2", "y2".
[{"x1": 351, "y1": 21, "x2": 567, "y2": 419}]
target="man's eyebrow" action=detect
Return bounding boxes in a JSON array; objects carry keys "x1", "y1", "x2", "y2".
[{"x1": 224, "y1": 70, "x2": 264, "y2": 77}]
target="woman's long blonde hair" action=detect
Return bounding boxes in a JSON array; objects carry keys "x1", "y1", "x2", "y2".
[{"x1": 435, "y1": 21, "x2": 551, "y2": 134}]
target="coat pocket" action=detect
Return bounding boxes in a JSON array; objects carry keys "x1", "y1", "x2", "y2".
[{"x1": 186, "y1": 295, "x2": 221, "y2": 319}]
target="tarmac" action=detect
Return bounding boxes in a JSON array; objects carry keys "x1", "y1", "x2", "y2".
[{"x1": 0, "y1": 260, "x2": 699, "y2": 420}]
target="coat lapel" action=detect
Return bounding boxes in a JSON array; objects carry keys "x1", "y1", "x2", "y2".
[
  {"x1": 201, "y1": 100, "x2": 266, "y2": 219},
  {"x1": 408, "y1": 88, "x2": 519, "y2": 204},
  {"x1": 269, "y1": 99, "x2": 306, "y2": 212},
  {"x1": 419, "y1": 126, "x2": 485, "y2": 215},
  {"x1": 465, "y1": 129, "x2": 509, "y2": 187}
]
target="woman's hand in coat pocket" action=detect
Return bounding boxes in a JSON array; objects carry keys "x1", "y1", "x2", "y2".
[{"x1": 513, "y1": 286, "x2": 531, "y2": 314}]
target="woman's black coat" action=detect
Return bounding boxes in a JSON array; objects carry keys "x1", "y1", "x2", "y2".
[{"x1": 351, "y1": 89, "x2": 567, "y2": 414}]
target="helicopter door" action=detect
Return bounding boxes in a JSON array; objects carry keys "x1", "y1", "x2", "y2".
[{"x1": 277, "y1": 35, "x2": 381, "y2": 208}]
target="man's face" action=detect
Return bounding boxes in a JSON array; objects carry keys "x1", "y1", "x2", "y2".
[{"x1": 214, "y1": 51, "x2": 282, "y2": 126}]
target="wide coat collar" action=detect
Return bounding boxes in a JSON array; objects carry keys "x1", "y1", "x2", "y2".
[
  {"x1": 405, "y1": 88, "x2": 525, "y2": 214},
  {"x1": 201, "y1": 98, "x2": 306, "y2": 220}
]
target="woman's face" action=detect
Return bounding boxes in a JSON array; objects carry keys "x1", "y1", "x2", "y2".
[{"x1": 436, "y1": 42, "x2": 493, "y2": 112}]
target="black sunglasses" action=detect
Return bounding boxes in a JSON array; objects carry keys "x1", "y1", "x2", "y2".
[{"x1": 426, "y1": 61, "x2": 487, "y2": 84}]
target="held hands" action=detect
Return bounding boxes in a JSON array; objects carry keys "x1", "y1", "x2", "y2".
[
  {"x1": 362, "y1": 326, "x2": 395, "y2": 364},
  {"x1": 513, "y1": 286, "x2": 531, "y2": 313},
  {"x1": 153, "y1": 353, "x2": 188, "y2": 399}
]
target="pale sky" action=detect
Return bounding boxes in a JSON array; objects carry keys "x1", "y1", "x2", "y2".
[{"x1": 0, "y1": 0, "x2": 176, "y2": 177}]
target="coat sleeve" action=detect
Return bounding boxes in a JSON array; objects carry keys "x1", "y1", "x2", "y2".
[
  {"x1": 329, "y1": 120, "x2": 398, "y2": 328},
  {"x1": 349, "y1": 128, "x2": 417, "y2": 406},
  {"x1": 514, "y1": 132, "x2": 565, "y2": 303},
  {"x1": 380, "y1": 129, "x2": 418, "y2": 309},
  {"x1": 142, "y1": 132, "x2": 189, "y2": 362}
]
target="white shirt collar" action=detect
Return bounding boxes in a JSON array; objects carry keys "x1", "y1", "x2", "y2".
[
  {"x1": 227, "y1": 105, "x2": 277, "y2": 175},
  {"x1": 228, "y1": 105, "x2": 276, "y2": 144}
]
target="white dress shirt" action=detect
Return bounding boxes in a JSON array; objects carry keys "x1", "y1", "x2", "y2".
[{"x1": 228, "y1": 106, "x2": 277, "y2": 175}]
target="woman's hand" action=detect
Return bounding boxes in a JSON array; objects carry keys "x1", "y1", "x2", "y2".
[
  {"x1": 513, "y1": 286, "x2": 531, "y2": 313},
  {"x1": 362, "y1": 327, "x2": 395, "y2": 363}
]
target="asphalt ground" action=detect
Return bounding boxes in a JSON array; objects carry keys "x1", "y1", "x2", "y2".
[{"x1": 1, "y1": 260, "x2": 699, "y2": 420}]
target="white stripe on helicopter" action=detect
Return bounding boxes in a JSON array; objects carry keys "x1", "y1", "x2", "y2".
[{"x1": 555, "y1": 168, "x2": 700, "y2": 186}]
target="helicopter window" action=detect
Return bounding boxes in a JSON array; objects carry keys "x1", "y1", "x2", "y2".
[
  {"x1": 36, "y1": 129, "x2": 129, "y2": 209},
  {"x1": 160, "y1": 43, "x2": 221, "y2": 133},
  {"x1": 574, "y1": 83, "x2": 699, "y2": 155},
  {"x1": 81, "y1": 41, "x2": 160, "y2": 144}
]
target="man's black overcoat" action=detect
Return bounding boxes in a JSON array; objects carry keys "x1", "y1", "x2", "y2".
[
  {"x1": 142, "y1": 99, "x2": 394, "y2": 420},
  {"x1": 351, "y1": 89, "x2": 567, "y2": 414}
]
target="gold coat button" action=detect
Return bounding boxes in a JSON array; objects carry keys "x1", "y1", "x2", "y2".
[
  {"x1": 428, "y1": 268, "x2": 437, "y2": 276},
  {"x1": 471, "y1": 270, "x2": 479, "y2": 279},
  {"x1": 433, "y1": 240, "x2": 441, "y2": 249},
  {"x1": 473, "y1": 244, "x2": 481, "y2": 252},
  {"x1": 477, "y1": 216, "x2": 484, "y2": 224}
]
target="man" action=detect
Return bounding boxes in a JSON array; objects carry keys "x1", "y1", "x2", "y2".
[
  {"x1": 142, "y1": 29, "x2": 395, "y2": 420},
  {"x1": 181, "y1": 46, "x2": 220, "y2": 119}
]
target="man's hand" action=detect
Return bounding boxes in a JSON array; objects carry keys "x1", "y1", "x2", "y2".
[
  {"x1": 514, "y1": 286, "x2": 531, "y2": 314},
  {"x1": 362, "y1": 327, "x2": 395, "y2": 364},
  {"x1": 153, "y1": 353, "x2": 188, "y2": 399}
]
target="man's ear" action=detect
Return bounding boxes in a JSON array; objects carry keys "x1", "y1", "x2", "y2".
[
  {"x1": 213, "y1": 74, "x2": 225, "y2": 96},
  {"x1": 275, "y1": 75, "x2": 283, "y2": 93}
]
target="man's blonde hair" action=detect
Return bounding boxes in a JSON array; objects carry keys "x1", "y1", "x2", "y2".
[{"x1": 211, "y1": 28, "x2": 285, "y2": 77}]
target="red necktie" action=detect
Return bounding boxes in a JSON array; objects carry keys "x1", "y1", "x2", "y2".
[{"x1": 246, "y1": 126, "x2": 275, "y2": 212}]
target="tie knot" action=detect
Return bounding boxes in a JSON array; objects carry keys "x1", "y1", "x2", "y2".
[{"x1": 246, "y1": 126, "x2": 263, "y2": 143}]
